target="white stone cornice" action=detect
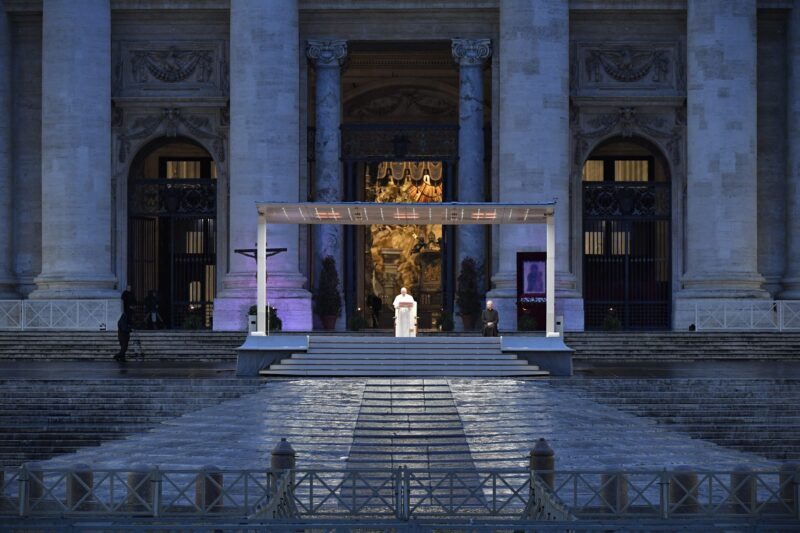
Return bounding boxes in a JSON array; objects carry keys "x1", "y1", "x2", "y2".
[
  {"x1": 451, "y1": 38, "x2": 492, "y2": 66},
  {"x1": 306, "y1": 39, "x2": 347, "y2": 67}
]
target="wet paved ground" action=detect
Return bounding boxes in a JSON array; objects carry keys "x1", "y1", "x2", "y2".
[{"x1": 37, "y1": 378, "x2": 775, "y2": 472}]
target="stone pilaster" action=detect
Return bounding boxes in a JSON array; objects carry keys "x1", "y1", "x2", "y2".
[
  {"x1": 214, "y1": 0, "x2": 311, "y2": 331},
  {"x1": 781, "y1": 2, "x2": 800, "y2": 298},
  {"x1": 307, "y1": 40, "x2": 347, "y2": 330},
  {"x1": 677, "y1": 0, "x2": 767, "y2": 323},
  {"x1": 30, "y1": 0, "x2": 116, "y2": 299},
  {"x1": 452, "y1": 38, "x2": 490, "y2": 308},
  {"x1": 488, "y1": 0, "x2": 578, "y2": 331},
  {"x1": 0, "y1": 2, "x2": 15, "y2": 298}
]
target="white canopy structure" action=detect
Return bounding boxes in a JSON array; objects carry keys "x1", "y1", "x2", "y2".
[{"x1": 253, "y1": 201, "x2": 558, "y2": 336}]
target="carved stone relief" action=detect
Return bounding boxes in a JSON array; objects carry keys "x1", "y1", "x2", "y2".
[
  {"x1": 114, "y1": 107, "x2": 227, "y2": 165},
  {"x1": 112, "y1": 41, "x2": 228, "y2": 97},
  {"x1": 572, "y1": 42, "x2": 685, "y2": 95},
  {"x1": 571, "y1": 106, "x2": 685, "y2": 167},
  {"x1": 345, "y1": 89, "x2": 457, "y2": 121}
]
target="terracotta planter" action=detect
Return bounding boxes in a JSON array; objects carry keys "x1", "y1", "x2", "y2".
[
  {"x1": 321, "y1": 315, "x2": 338, "y2": 330},
  {"x1": 460, "y1": 314, "x2": 477, "y2": 330}
]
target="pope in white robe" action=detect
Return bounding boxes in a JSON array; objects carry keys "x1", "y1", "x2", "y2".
[{"x1": 393, "y1": 287, "x2": 417, "y2": 337}]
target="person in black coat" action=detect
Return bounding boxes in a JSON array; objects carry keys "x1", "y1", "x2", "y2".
[
  {"x1": 121, "y1": 285, "x2": 136, "y2": 318},
  {"x1": 481, "y1": 300, "x2": 499, "y2": 337},
  {"x1": 114, "y1": 312, "x2": 132, "y2": 363}
]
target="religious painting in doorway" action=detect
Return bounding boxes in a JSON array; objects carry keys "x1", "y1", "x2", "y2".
[
  {"x1": 363, "y1": 161, "x2": 443, "y2": 329},
  {"x1": 516, "y1": 252, "x2": 546, "y2": 331}
]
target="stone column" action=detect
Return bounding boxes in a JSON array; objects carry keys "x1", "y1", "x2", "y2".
[
  {"x1": 452, "y1": 38, "x2": 490, "y2": 302},
  {"x1": 678, "y1": 0, "x2": 767, "y2": 319},
  {"x1": 30, "y1": 0, "x2": 116, "y2": 299},
  {"x1": 0, "y1": 1, "x2": 15, "y2": 298},
  {"x1": 213, "y1": 0, "x2": 311, "y2": 330},
  {"x1": 307, "y1": 40, "x2": 347, "y2": 330},
  {"x1": 782, "y1": 2, "x2": 800, "y2": 298},
  {"x1": 488, "y1": 0, "x2": 577, "y2": 331}
]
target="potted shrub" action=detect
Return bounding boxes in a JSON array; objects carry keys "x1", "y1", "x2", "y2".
[
  {"x1": 517, "y1": 314, "x2": 537, "y2": 332},
  {"x1": 314, "y1": 256, "x2": 342, "y2": 330},
  {"x1": 437, "y1": 312, "x2": 454, "y2": 332},
  {"x1": 247, "y1": 305, "x2": 282, "y2": 332},
  {"x1": 456, "y1": 257, "x2": 482, "y2": 330}
]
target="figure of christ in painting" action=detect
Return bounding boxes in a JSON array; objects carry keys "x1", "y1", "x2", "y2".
[{"x1": 393, "y1": 287, "x2": 417, "y2": 337}]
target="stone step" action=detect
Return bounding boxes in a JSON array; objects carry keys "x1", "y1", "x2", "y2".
[{"x1": 261, "y1": 367, "x2": 548, "y2": 377}]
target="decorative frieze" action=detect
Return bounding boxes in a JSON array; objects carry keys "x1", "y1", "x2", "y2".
[
  {"x1": 572, "y1": 42, "x2": 685, "y2": 95},
  {"x1": 112, "y1": 41, "x2": 228, "y2": 97},
  {"x1": 345, "y1": 89, "x2": 457, "y2": 120}
]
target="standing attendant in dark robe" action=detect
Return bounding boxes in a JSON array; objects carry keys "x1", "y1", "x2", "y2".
[
  {"x1": 121, "y1": 285, "x2": 136, "y2": 319},
  {"x1": 114, "y1": 312, "x2": 132, "y2": 363},
  {"x1": 481, "y1": 300, "x2": 499, "y2": 337}
]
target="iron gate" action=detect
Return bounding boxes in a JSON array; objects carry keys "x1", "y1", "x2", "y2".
[
  {"x1": 583, "y1": 180, "x2": 671, "y2": 329},
  {"x1": 128, "y1": 176, "x2": 216, "y2": 329}
]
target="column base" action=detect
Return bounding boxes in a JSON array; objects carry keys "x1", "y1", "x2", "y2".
[
  {"x1": 29, "y1": 273, "x2": 118, "y2": 300},
  {"x1": 556, "y1": 297, "x2": 584, "y2": 331}
]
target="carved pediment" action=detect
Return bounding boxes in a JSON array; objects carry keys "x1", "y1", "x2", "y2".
[
  {"x1": 573, "y1": 42, "x2": 685, "y2": 95},
  {"x1": 113, "y1": 41, "x2": 228, "y2": 97},
  {"x1": 572, "y1": 106, "x2": 685, "y2": 167},
  {"x1": 115, "y1": 108, "x2": 227, "y2": 164}
]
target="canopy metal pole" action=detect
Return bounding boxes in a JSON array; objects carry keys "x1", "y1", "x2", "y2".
[
  {"x1": 546, "y1": 212, "x2": 556, "y2": 336},
  {"x1": 256, "y1": 212, "x2": 267, "y2": 335}
]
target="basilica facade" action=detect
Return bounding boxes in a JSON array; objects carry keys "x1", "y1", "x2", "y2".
[{"x1": 0, "y1": 0, "x2": 797, "y2": 332}]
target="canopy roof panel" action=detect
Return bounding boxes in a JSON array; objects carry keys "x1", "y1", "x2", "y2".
[{"x1": 256, "y1": 201, "x2": 555, "y2": 225}]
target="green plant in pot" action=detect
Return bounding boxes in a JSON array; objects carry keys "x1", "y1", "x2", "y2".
[
  {"x1": 247, "y1": 305, "x2": 282, "y2": 331},
  {"x1": 456, "y1": 257, "x2": 482, "y2": 330},
  {"x1": 517, "y1": 314, "x2": 537, "y2": 332},
  {"x1": 314, "y1": 256, "x2": 342, "y2": 330},
  {"x1": 437, "y1": 312, "x2": 454, "y2": 332}
]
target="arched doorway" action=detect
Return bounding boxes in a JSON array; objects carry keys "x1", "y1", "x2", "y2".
[
  {"x1": 128, "y1": 137, "x2": 217, "y2": 329},
  {"x1": 582, "y1": 137, "x2": 671, "y2": 329}
]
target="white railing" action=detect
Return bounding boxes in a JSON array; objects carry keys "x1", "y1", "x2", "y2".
[
  {"x1": 0, "y1": 300, "x2": 119, "y2": 331},
  {"x1": 694, "y1": 300, "x2": 800, "y2": 331}
]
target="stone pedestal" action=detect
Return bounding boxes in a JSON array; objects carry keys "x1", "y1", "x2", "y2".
[
  {"x1": 782, "y1": 3, "x2": 800, "y2": 298},
  {"x1": 307, "y1": 40, "x2": 347, "y2": 330},
  {"x1": 677, "y1": 0, "x2": 768, "y2": 326},
  {"x1": 214, "y1": 0, "x2": 311, "y2": 331},
  {"x1": 0, "y1": 4, "x2": 15, "y2": 298},
  {"x1": 30, "y1": 0, "x2": 117, "y2": 299},
  {"x1": 488, "y1": 0, "x2": 580, "y2": 331},
  {"x1": 452, "y1": 39, "x2": 490, "y2": 307}
]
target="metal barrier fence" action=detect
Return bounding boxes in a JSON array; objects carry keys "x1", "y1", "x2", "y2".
[
  {"x1": 1, "y1": 464, "x2": 798, "y2": 522},
  {"x1": 0, "y1": 299, "x2": 117, "y2": 330},
  {"x1": 694, "y1": 300, "x2": 800, "y2": 331}
]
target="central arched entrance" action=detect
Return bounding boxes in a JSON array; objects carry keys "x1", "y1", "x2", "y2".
[
  {"x1": 582, "y1": 137, "x2": 672, "y2": 329},
  {"x1": 127, "y1": 137, "x2": 217, "y2": 329}
]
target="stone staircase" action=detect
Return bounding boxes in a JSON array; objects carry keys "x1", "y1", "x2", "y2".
[
  {"x1": 260, "y1": 336, "x2": 549, "y2": 377},
  {"x1": 550, "y1": 378, "x2": 800, "y2": 461},
  {"x1": 565, "y1": 332, "x2": 800, "y2": 361},
  {"x1": 0, "y1": 331, "x2": 245, "y2": 361},
  {"x1": 0, "y1": 378, "x2": 263, "y2": 469},
  {"x1": 2, "y1": 331, "x2": 800, "y2": 363}
]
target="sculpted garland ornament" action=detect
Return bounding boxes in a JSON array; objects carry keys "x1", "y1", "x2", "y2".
[
  {"x1": 585, "y1": 47, "x2": 670, "y2": 83},
  {"x1": 131, "y1": 47, "x2": 214, "y2": 83}
]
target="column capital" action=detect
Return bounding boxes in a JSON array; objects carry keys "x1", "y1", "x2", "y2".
[
  {"x1": 451, "y1": 38, "x2": 492, "y2": 66},
  {"x1": 306, "y1": 40, "x2": 347, "y2": 67}
]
